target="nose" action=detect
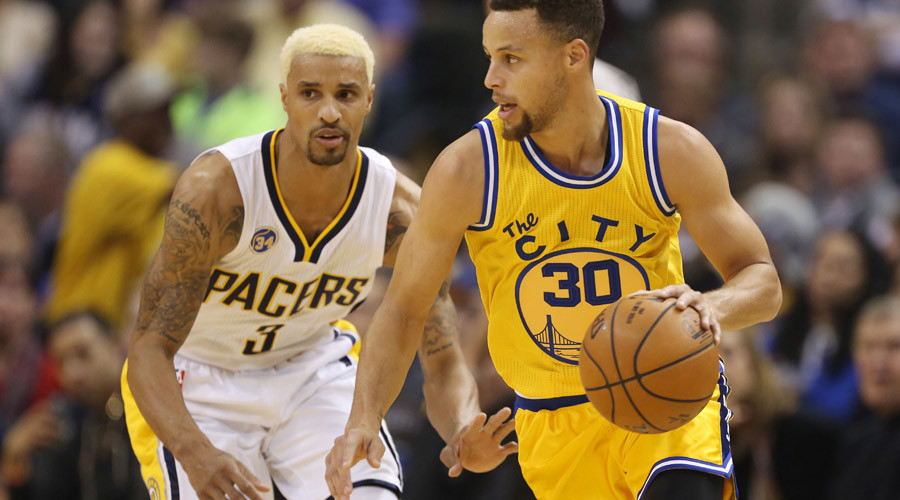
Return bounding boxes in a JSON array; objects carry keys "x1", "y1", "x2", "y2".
[
  {"x1": 318, "y1": 95, "x2": 341, "y2": 124},
  {"x1": 484, "y1": 61, "x2": 503, "y2": 90}
]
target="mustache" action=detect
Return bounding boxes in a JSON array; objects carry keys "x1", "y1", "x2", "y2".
[{"x1": 309, "y1": 124, "x2": 351, "y2": 138}]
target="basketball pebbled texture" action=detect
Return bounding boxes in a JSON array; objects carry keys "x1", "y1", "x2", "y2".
[{"x1": 579, "y1": 295, "x2": 720, "y2": 434}]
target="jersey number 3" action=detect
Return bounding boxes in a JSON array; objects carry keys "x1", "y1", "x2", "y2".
[{"x1": 243, "y1": 324, "x2": 283, "y2": 355}]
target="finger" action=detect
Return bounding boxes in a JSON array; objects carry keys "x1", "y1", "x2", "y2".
[
  {"x1": 656, "y1": 284, "x2": 690, "y2": 299},
  {"x1": 500, "y1": 441, "x2": 519, "y2": 456},
  {"x1": 493, "y1": 416, "x2": 517, "y2": 442},
  {"x1": 626, "y1": 289, "x2": 649, "y2": 298},
  {"x1": 366, "y1": 438, "x2": 385, "y2": 469},
  {"x1": 236, "y1": 462, "x2": 271, "y2": 494},
  {"x1": 675, "y1": 291, "x2": 702, "y2": 310},
  {"x1": 712, "y1": 318, "x2": 722, "y2": 345},
  {"x1": 439, "y1": 444, "x2": 462, "y2": 477},
  {"x1": 484, "y1": 407, "x2": 512, "y2": 433},
  {"x1": 464, "y1": 413, "x2": 488, "y2": 437}
]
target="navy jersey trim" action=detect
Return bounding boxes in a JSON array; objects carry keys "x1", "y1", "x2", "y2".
[
  {"x1": 325, "y1": 479, "x2": 401, "y2": 499},
  {"x1": 643, "y1": 107, "x2": 677, "y2": 216},
  {"x1": 162, "y1": 446, "x2": 180, "y2": 500},
  {"x1": 520, "y1": 95, "x2": 624, "y2": 189},
  {"x1": 261, "y1": 129, "x2": 367, "y2": 263},
  {"x1": 308, "y1": 151, "x2": 368, "y2": 263},
  {"x1": 468, "y1": 119, "x2": 499, "y2": 231},
  {"x1": 514, "y1": 393, "x2": 590, "y2": 413}
]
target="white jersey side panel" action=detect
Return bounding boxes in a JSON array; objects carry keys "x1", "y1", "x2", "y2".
[{"x1": 178, "y1": 130, "x2": 397, "y2": 370}]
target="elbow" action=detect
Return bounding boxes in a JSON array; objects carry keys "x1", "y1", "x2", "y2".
[{"x1": 762, "y1": 267, "x2": 783, "y2": 322}]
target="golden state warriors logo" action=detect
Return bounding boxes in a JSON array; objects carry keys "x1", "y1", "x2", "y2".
[
  {"x1": 515, "y1": 248, "x2": 650, "y2": 364},
  {"x1": 146, "y1": 478, "x2": 160, "y2": 500},
  {"x1": 251, "y1": 227, "x2": 277, "y2": 253}
]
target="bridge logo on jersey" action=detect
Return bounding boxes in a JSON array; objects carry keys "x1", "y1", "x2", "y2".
[
  {"x1": 146, "y1": 478, "x2": 160, "y2": 500},
  {"x1": 515, "y1": 248, "x2": 650, "y2": 364},
  {"x1": 251, "y1": 227, "x2": 277, "y2": 253}
]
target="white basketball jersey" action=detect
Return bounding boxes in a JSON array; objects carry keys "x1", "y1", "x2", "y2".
[{"x1": 178, "y1": 129, "x2": 397, "y2": 370}]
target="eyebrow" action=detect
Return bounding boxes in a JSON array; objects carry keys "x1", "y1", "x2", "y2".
[
  {"x1": 496, "y1": 45, "x2": 524, "y2": 52},
  {"x1": 296, "y1": 81, "x2": 362, "y2": 89},
  {"x1": 297, "y1": 80, "x2": 320, "y2": 87},
  {"x1": 337, "y1": 82, "x2": 361, "y2": 90}
]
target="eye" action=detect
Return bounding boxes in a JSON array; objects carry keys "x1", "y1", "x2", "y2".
[
  {"x1": 338, "y1": 90, "x2": 356, "y2": 100},
  {"x1": 302, "y1": 89, "x2": 317, "y2": 98},
  {"x1": 506, "y1": 55, "x2": 519, "y2": 64}
]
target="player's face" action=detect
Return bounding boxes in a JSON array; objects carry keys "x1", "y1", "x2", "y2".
[
  {"x1": 855, "y1": 317, "x2": 900, "y2": 417},
  {"x1": 280, "y1": 54, "x2": 374, "y2": 166},
  {"x1": 483, "y1": 8, "x2": 568, "y2": 141}
]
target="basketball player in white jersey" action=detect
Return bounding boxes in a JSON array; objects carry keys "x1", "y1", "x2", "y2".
[{"x1": 121, "y1": 25, "x2": 515, "y2": 500}]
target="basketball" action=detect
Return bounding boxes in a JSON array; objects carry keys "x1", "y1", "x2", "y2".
[{"x1": 579, "y1": 295, "x2": 720, "y2": 434}]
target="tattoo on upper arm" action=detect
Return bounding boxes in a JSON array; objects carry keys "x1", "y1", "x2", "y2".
[
  {"x1": 385, "y1": 210, "x2": 409, "y2": 255},
  {"x1": 135, "y1": 197, "x2": 217, "y2": 347},
  {"x1": 422, "y1": 280, "x2": 456, "y2": 357},
  {"x1": 223, "y1": 206, "x2": 244, "y2": 249}
]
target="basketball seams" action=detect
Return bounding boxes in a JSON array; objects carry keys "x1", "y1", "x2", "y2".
[
  {"x1": 609, "y1": 299, "x2": 665, "y2": 432},
  {"x1": 581, "y1": 333, "x2": 615, "y2": 422}
]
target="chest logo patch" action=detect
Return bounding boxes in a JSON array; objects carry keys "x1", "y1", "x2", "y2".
[{"x1": 251, "y1": 227, "x2": 277, "y2": 253}]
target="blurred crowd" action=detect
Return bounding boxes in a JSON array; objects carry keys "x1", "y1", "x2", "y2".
[{"x1": 0, "y1": 0, "x2": 899, "y2": 499}]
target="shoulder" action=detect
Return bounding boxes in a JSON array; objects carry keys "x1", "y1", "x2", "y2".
[
  {"x1": 655, "y1": 115, "x2": 729, "y2": 207},
  {"x1": 427, "y1": 128, "x2": 484, "y2": 187},
  {"x1": 173, "y1": 150, "x2": 242, "y2": 213}
]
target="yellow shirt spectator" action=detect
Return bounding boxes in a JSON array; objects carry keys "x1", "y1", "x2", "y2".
[{"x1": 47, "y1": 140, "x2": 176, "y2": 328}]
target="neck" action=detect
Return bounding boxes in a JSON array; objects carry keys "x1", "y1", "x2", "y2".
[
  {"x1": 275, "y1": 126, "x2": 358, "y2": 192},
  {"x1": 528, "y1": 83, "x2": 609, "y2": 176}
]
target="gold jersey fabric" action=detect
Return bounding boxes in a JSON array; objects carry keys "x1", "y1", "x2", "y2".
[{"x1": 465, "y1": 91, "x2": 684, "y2": 399}]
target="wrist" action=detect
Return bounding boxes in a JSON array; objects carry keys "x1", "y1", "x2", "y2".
[{"x1": 168, "y1": 434, "x2": 215, "y2": 462}]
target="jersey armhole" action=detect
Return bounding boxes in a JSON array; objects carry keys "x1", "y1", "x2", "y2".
[
  {"x1": 467, "y1": 119, "x2": 500, "y2": 231},
  {"x1": 642, "y1": 107, "x2": 677, "y2": 217}
]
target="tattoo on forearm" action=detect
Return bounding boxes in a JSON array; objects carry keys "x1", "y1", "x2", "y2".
[
  {"x1": 384, "y1": 210, "x2": 409, "y2": 255},
  {"x1": 422, "y1": 281, "x2": 456, "y2": 356}
]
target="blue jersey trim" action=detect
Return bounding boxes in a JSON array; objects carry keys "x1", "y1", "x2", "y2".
[
  {"x1": 514, "y1": 393, "x2": 590, "y2": 413},
  {"x1": 519, "y1": 95, "x2": 623, "y2": 189},
  {"x1": 468, "y1": 119, "x2": 499, "y2": 231},
  {"x1": 642, "y1": 107, "x2": 676, "y2": 216},
  {"x1": 162, "y1": 446, "x2": 180, "y2": 500}
]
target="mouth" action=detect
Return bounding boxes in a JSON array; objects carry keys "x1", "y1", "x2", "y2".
[
  {"x1": 313, "y1": 128, "x2": 347, "y2": 148},
  {"x1": 498, "y1": 102, "x2": 517, "y2": 120}
]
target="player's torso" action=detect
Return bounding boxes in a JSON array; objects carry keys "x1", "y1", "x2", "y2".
[
  {"x1": 465, "y1": 92, "x2": 684, "y2": 399},
  {"x1": 179, "y1": 129, "x2": 397, "y2": 370}
]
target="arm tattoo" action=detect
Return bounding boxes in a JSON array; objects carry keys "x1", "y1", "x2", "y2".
[
  {"x1": 135, "y1": 197, "x2": 217, "y2": 347},
  {"x1": 422, "y1": 281, "x2": 456, "y2": 357},
  {"x1": 223, "y1": 206, "x2": 244, "y2": 249},
  {"x1": 384, "y1": 210, "x2": 409, "y2": 255}
]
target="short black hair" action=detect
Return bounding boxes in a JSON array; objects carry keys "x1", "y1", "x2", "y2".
[{"x1": 489, "y1": 0, "x2": 605, "y2": 60}]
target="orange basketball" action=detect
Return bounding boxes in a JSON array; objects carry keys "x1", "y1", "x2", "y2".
[{"x1": 579, "y1": 294, "x2": 720, "y2": 434}]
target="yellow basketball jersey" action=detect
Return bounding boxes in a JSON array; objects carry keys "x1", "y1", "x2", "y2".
[{"x1": 465, "y1": 91, "x2": 685, "y2": 399}]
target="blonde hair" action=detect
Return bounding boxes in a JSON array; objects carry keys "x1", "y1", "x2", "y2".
[{"x1": 280, "y1": 24, "x2": 375, "y2": 86}]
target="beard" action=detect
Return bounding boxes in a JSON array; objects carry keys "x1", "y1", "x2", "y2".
[
  {"x1": 500, "y1": 77, "x2": 567, "y2": 142},
  {"x1": 306, "y1": 124, "x2": 351, "y2": 166},
  {"x1": 306, "y1": 142, "x2": 350, "y2": 166}
]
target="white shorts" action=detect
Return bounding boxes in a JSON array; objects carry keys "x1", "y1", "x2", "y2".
[{"x1": 122, "y1": 336, "x2": 402, "y2": 500}]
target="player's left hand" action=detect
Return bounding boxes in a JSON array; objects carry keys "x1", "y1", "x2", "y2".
[
  {"x1": 633, "y1": 285, "x2": 721, "y2": 344},
  {"x1": 440, "y1": 407, "x2": 519, "y2": 477}
]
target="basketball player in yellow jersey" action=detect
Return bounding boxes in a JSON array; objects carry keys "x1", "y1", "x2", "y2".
[{"x1": 328, "y1": 1, "x2": 782, "y2": 499}]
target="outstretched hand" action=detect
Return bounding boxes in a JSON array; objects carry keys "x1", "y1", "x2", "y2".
[
  {"x1": 325, "y1": 425, "x2": 385, "y2": 500},
  {"x1": 440, "y1": 407, "x2": 519, "y2": 477}
]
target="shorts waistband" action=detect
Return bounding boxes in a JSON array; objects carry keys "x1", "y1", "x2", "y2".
[{"x1": 514, "y1": 394, "x2": 590, "y2": 413}]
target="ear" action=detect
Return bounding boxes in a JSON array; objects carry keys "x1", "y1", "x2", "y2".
[
  {"x1": 366, "y1": 84, "x2": 376, "y2": 115},
  {"x1": 279, "y1": 83, "x2": 288, "y2": 113},
  {"x1": 565, "y1": 38, "x2": 591, "y2": 72}
]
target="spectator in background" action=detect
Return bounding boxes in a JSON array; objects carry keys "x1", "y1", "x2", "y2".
[
  {"x1": 651, "y1": 7, "x2": 757, "y2": 192},
  {"x1": 24, "y1": 0, "x2": 124, "y2": 164},
  {"x1": 826, "y1": 295, "x2": 900, "y2": 500},
  {"x1": 1, "y1": 127, "x2": 70, "y2": 293},
  {"x1": 0, "y1": 201, "x2": 58, "y2": 449},
  {"x1": 814, "y1": 116, "x2": 899, "y2": 253},
  {"x1": 342, "y1": 0, "x2": 417, "y2": 72},
  {"x1": 46, "y1": 64, "x2": 177, "y2": 331},
  {"x1": 1, "y1": 313, "x2": 146, "y2": 500},
  {"x1": 770, "y1": 230, "x2": 890, "y2": 421},
  {"x1": 802, "y1": 19, "x2": 900, "y2": 174},
  {"x1": 721, "y1": 329, "x2": 837, "y2": 500},
  {"x1": 170, "y1": 10, "x2": 283, "y2": 153}
]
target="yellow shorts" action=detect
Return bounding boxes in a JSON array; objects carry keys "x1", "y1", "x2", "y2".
[{"x1": 514, "y1": 367, "x2": 736, "y2": 500}]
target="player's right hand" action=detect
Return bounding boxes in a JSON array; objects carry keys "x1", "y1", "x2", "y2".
[
  {"x1": 181, "y1": 446, "x2": 270, "y2": 500},
  {"x1": 325, "y1": 426, "x2": 385, "y2": 500}
]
